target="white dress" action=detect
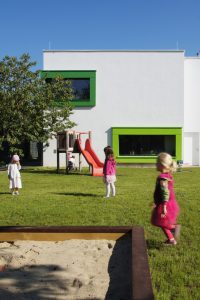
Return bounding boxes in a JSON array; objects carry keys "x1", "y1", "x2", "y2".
[{"x1": 8, "y1": 163, "x2": 22, "y2": 189}]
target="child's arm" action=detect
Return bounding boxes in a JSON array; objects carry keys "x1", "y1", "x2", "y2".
[
  {"x1": 7, "y1": 164, "x2": 11, "y2": 179},
  {"x1": 160, "y1": 179, "x2": 169, "y2": 217},
  {"x1": 17, "y1": 162, "x2": 21, "y2": 171},
  {"x1": 103, "y1": 159, "x2": 107, "y2": 176}
]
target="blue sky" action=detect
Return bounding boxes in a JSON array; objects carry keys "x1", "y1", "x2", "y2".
[{"x1": 1, "y1": 0, "x2": 200, "y2": 69}]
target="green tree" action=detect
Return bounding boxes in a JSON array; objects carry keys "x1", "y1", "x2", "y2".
[{"x1": 0, "y1": 53, "x2": 76, "y2": 156}]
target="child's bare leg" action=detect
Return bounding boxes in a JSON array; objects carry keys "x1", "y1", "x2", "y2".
[
  {"x1": 111, "y1": 183, "x2": 116, "y2": 196},
  {"x1": 105, "y1": 183, "x2": 110, "y2": 197}
]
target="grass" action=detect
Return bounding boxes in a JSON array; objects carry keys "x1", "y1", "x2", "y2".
[{"x1": 0, "y1": 166, "x2": 200, "y2": 299}]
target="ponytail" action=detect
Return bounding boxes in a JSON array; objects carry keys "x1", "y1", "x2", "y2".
[{"x1": 157, "y1": 152, "x2": 177, "y2": 172}]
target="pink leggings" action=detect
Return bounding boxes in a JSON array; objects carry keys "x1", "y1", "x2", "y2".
[{"x1": 161, "y1": 225, "x2": 175, "y2": 240}]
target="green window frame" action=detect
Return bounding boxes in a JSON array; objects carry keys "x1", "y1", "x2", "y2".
[
  {"x1": 40, "y1": 70, "x2": 96, "y2": 107},
  {"x1": 112, "y1": 127, "x2": 182, "y2": 164}
]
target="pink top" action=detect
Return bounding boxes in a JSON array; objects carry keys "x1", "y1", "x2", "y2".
[
  {"x1": 103, "y1": 157, "x2": 116, "y2": 176},
  {"x1": 154, "y1": 172, "x2": 175, "y2": 204},
  {"x1": 151, "y1": 172, "x2": 180, "y2": 227}
]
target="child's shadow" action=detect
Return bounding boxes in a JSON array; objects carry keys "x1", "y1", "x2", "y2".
[
  {"x1": 53, "y1": 192, "x2": 100, "y2": 197},
  {"x1": 0, "y1": 192, "x2": 11, "y2": 195},
  {"x1": 146, "y1": 239, "x2": 162, "y2": 250}
]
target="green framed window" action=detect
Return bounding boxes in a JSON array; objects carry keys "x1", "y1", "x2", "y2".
[
  {"x1": 40, "y1": 71, "x2": 96, "y2": 107},
  {"x1": 112, "y1": 127, "x2": 182, "y2": 163}
]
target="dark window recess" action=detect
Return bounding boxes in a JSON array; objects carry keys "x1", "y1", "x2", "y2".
[
  {"x1": 57, "y1": 132, "x2": 74, "y2": 150},
  {"x1": 46, "y1": 78, "x2": 90, "y2": 101},
  {"x1": 20, "y1": 141, "x2": 43, "y2": 166},
  {"x1": 0, "y1": 141, "x2": 43, "y2": 166},
  {"x1": 119, "y1": 135, "x2": 176, "y2": 156},
  {"x1": 70, "y1": 79, "x2": 90, "y2": 100}
]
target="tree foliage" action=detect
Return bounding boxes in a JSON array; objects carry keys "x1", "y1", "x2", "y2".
[{"x1": 0, "y1": 53, "x2": 76, "y2": 155}]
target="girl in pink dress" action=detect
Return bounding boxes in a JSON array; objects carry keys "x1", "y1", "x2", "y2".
[
  {"x1": 151, "y1": 153, "x2": 180, "y2": 245},
  {"x1": 103, "y1": 147, "x2": 116, "y2": 198}
]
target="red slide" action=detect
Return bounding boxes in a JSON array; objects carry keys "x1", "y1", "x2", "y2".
[{"x1": 76, "y1": 138, "x2": 104, "y2": 176}]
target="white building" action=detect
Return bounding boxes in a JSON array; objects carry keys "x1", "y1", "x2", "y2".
[
  {"x1": 41, "y1": 50, "x2": 200, "y2": 167},
  {"x1": 184, "y1": 57, "x2": 200, "y2": 165}
]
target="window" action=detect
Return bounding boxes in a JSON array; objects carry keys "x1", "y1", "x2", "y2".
[
  {"x1": 70, "y1": 79, "x2": 90, "y2": 100},
  {"x1": 112, "y1": 127, "x2": 182, "y2": 164},
  {"x1": 119, "y1": 135, "x2": 175, "y2": 156},
  {"x1": 41, "y1": 71, "x2": 96, "y2": 107}
]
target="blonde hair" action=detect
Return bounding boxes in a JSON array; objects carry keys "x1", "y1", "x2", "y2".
[{"x1": 157, "y1": 152, "x2": 177, "y2": 172}]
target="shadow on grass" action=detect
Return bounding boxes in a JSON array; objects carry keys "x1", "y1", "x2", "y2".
[
  {"x1": 0, "y1": 192, "x2": 11, "y2": 195},
  {"x1": 146, "y1": 239, "x2": 163, "y2": 250},
  {"x1": 22, "y1": 168, "x2": 91, "y2": 176},
  {"x1": 64, "y1": 172, "x2": 91, "y2": 177},
  {"x1": 53, "y1": 192, "x2": 100, "y2": 197},
  {"x1": 21, "y1": 168, "x2": 57, "y2": 174}
]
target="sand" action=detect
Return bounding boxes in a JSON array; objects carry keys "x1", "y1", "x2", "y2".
[{"x1": 0, "y1": 237, "x2": 132, "y2": 300}]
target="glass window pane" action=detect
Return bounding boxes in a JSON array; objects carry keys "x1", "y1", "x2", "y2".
[
  {"x1": 119, "y1": 135, "x2": 175, "y2": 156},
  {"x1": 71, "y1": 79, "x2": 90, "y2": 100},
  {"x1": 46, "y1": 78, "x2": 90, "y2": 101},
  {"x1": 30, "y1": 141, "x2": 39, "y2": 159}
]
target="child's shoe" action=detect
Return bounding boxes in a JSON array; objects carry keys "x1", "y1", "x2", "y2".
[
  {"x1": 164, "y1": 239, "x2": 177, "y2": 246},
  {"x1": 15, "y1": 191, "x2": 19, "y2": 195},
  {"x1": 11, "y1": 191, "x2": 15, "y2": 195}
]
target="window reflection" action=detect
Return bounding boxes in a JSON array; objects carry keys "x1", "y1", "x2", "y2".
[
  {"x1": 46, "y1": 78, "x2": 90, "y2": 101},
  {"x1": 70, "y1": 79, "x2": 90, "y2": 100},
  {"x1": 119, "y1": 135, "x2": 175, "y2": 156}
]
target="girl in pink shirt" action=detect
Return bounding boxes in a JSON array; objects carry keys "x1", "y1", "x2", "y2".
[{"x1": 103, "y1": 147, "x2": 116, "y2": 198}]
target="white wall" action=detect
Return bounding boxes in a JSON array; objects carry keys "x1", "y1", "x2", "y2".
[
  {"x1": 43, "y1": 51, "x2": 184, "y2": 166},
  {"x1": 183, "y1": 58, "x2": 200, "y2": 165},
  {"x1": 184, "y1": 58, "x2": 200, "y2": 132}
]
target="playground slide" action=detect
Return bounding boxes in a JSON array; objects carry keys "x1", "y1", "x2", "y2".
[{"x1": 76, "y1": 138, "x2": 104, "y2": 176}]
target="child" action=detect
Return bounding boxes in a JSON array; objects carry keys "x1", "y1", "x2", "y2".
[
  {"x1": 151, "y1": 152, "x2": 181, "y2": 245},
  {"x1": 67, "y1": 152, "x2": 76, "y2": 171},
  {"x1": 103, "y1": 145, "x2": 112, "y2": 155},
  {"x1": 103, "y1": 147, "x2": 116, "y2": 198},
  {"x1": 8, "y1": 154, "x2": 22, "y2": 195}
]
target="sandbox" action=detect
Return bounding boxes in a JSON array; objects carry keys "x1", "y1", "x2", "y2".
[{"x1": 0, "y1": 226, "x2": 154, "y2": 300}]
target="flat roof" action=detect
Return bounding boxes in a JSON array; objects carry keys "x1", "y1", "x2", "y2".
[
  {"x1": 184, "y1": 56, "x2": 200, "y2": 60},
  {"x1": 43, "y1": 49, "x2": 185, "y2": 53}
]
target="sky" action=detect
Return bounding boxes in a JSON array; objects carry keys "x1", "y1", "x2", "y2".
[{"x1": 1, "y1": 0, "x2": 200, "y2": 69}]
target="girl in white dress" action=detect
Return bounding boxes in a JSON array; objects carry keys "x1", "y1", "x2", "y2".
[{"x1": 8, "y1": 154, "x2": 22, "y2": 195}]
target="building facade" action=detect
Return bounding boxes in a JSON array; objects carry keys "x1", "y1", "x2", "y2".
[{"x1": 41, "y1": 50, "x2": 200, "y2": 167}]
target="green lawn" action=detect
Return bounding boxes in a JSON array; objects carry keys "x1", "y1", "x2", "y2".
[{"x1": 0, "y1": 166, "x2": 200, "y2": 299}]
